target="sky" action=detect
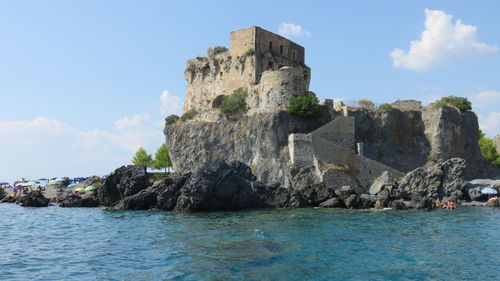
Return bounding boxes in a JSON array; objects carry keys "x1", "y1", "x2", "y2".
[{"x1": 1, "y1": 0, "x2": 499, "y2": 183}]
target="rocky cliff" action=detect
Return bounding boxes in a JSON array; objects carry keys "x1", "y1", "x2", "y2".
[{"x1": 165, "y1": 105, "x2": 490, "y2": 192}]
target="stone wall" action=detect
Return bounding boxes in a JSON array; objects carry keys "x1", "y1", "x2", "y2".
[
  {"x1": 310, "y1": 116, "x2": 355, "y2": 149},
  {"x1": 288, "y1": 134, "x2": 313, "y2": 166},
  {"x1": 391, "y1": 100, "x2": 422, "y2": 111},
  {"x1": 230, "y1": 27, "x2": 255, "y2": 57},
  {"x1": 247, "y1": 67, "x2": 309, "y2": 114},
  {"x1": 183, "y1": 55, "x2": 256, "y2": 113}
]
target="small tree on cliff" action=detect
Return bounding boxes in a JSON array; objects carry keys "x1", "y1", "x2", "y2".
[
  {"x1": 132, "y1": 147, "x2": 153, "y2": 168},
  {"x1": 287, "y1": 95, "x2": 320, "y2": 118},
  {"x1": 154, "y1": 143, "x2": 172, "y2": 173}
]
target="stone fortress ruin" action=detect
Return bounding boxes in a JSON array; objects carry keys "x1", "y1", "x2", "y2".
[
  {"x1": 183, "y1": 26, "x2": 312, "y2": 121},
  {"x1": 167, "y1": 26, "x2": 488, "y2": 193}
]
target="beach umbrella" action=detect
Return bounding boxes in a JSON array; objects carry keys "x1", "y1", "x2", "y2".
[
  {"x1": 481, "y1": 188, "x2": 498, "y2": 195},
  {"x1": 74, "y1": 187, "x2": 85, "y2": 192},
  {"x1": 0, "y1": 182, "x2": 9, "y2": 185},
  {"x1": 8, "y1": 186, "x2": 18, "y2": 190},
  {"x1": 67, "y1": 183, "x2": 77, "y2": 188},
  {"x1": 84, "y1": 185, "x2": 96, "y2": 191}
]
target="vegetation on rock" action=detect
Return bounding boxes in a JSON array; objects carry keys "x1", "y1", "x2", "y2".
[
  {"x1": 220, "y1": 88, "x2": 247, "y2": 116},
  {"x1": 165, "y1": 114, "x2": 179, "y2": 126},
  {"x1": 479, "y1": 130, "x2": 500, "y2": 167},
  {"x1": 212, "y1": 46, "x2": 228, "y2": 55},
  {"x1": 154, "y1": 143, "x2": 172, "y2": 173},
  {"x1": 132, "y1": 147, "x2": 153, "y2": 168},
  {"x1": 180, "y1": 109, "x2": 197, "y2": 122},
  {"x1": 434, "y1": 96, "x2": 472, "y2": 113},
  {"x1": 244, "y1": 48, "x2": 254, "y2": 56},
  {"x1": 357, "y1": 99, "x2": 375, "y2": 109},
  {"x1": 378, "y1": 103, "x2": 394, "y2": 112},
  {"x1": 287, "y1": 95, "x2": 320, "y2": 118}
]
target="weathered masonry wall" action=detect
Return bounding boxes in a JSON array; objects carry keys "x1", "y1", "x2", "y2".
[
  {"x1": 310, "y1": 117, "x2": 355, "y2": 149},
  {"x1": 255, "y1": 27, "x2": 305, "y2": 64},
  {"x1": 230, "y1": 27, "x2": 255, "y2": 57},
  {"x1": 288, "y1": 134, "x2": 314, "y2": 166}
]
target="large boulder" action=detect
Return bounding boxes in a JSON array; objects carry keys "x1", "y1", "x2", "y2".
[
  {"x1": 319, "y1": 197, "x2": 344, "y2": 208},
  {"x1": 59, "y1": 193, "x2": 99, "y2": 208},
  {"x1": 110, "y1": 188, "x2": 158, "y2": 210},
  {"x1": 298, "y1": 183, "x2": 337, "y2": 206},
  {"x1": 369, "y1": 171, "x2": 397, "y2": 195},
  {"x1": 19, "y1": 191, "x2": 50, "y2": 207},
  {"x1": 97, "y1": 165, "x2": 150, "y2": 206},
  {"x1": 173, "y1": 161, "x2": 272, "y2": 212},
  {"x1": 395, "y1": 158, "x2": 466, "y2": 203}
]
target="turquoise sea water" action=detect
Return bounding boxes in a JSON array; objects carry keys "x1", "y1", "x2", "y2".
[{"x1": 1, "y1": 204, "x2": 499, "y2": 281}]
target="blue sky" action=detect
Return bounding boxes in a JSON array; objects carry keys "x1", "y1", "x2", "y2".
[{"x1": 1, "y1": 0, "x2": 499, "y2": 182}]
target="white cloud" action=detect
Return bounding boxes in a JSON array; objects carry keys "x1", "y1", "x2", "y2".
[
  {"x1": 114, "y1": 113, "x2": 150, "y2": 130},
  {"x1": 0, "y1": 116, "x2": 163, "y2": 182},
  {"x1": 160, "y1": 90, "x2": 183, "y2": 115},
  {"x1": 390, "y1": 9, "x2": 497, "y2": 71},
  {"x1": 478, "y1": 112, "x2": 500, "y2": 137},
  {"x1": 278, "y1": 23, "x2": 311, "y2": 38},
  {"x1": 471, "y1": 90, "x2": 500, "y2": 108}
]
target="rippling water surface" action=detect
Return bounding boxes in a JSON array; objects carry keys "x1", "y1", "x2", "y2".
[{"x1": 1, "y1": 204, "x2": 500, "y2": 280}]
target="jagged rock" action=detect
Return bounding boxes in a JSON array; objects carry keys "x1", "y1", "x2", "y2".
[
  {"x1": 335, "y1": 185, "x2": 356, "y2": 202},
  {"x1": 110, "y1": 188, "x2": 158, "y2": 210},
  {"x1": 319, "y1": 198, "x2": 344, "y2": 208},
  {"x1": 19, "y1": 191, "x2": 50, "y2": 207},
  {"x1": 59, "y1": 193, "x2": 99, "y2": 208},
  {"x1": 359, "y1": 194, "x2": 377, "y2": 208},
  {"x1": 464, "y1": 179, "x2": 500, "y2": 201},
  {"x1": 299, "y1": 183, "x2": 336, "y2": 206},
  {"x1": 174, "y1": 161, "x2": 271, "y2": 212},
  {"x1": 156, "y1": 176, "x2": 191, "y2": 211},
  {"x1": 396, "y1": 158, "x2": 466, "y2": 203},
  {"x1": 0, "y1": 188, "x2": 6, "y2": 200},
  {"x1": 388, "y1": 200, "x2": 406, "y2": 210},
  {"x1": 344, "y1": 194, "x2": 360, "y2": 209},
  {"x1": 97, "y1": 165, "x2": 150, "y2": 206},
  {"x1": 369, "y1": 171, "x2": 396, "y2": 195}
]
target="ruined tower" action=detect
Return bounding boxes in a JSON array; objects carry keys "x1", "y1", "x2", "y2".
[{"x1": 183, "y1": 26, "x2": 312, "y2": 121}]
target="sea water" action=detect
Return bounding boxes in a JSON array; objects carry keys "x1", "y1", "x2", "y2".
[{"x1": 1, "y1": 204, "x2": 499, "y2": 281}]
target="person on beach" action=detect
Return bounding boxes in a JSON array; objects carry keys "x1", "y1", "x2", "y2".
[
  {"x1": 435, "y1": 198, "x2": 441, "y2": 208},
  {"x1": 483, "y1": 196, "x2": 498, "y2": 206},
  {"x1": 443, "y1": 200, "x2": 456, "y2": 210}
]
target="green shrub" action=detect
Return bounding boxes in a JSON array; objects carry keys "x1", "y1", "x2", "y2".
[
  {"x1": 287, "y1": 95, "x2": 320, "y2": 118},
  {"x1": 479, "y1": 130, "x2": 500, "y2": 167},
  {"x1": 220, "y1": 88, "x2": 247, "y2": 116},
  {"x1": 357, "y1": 99, "x2": 374, "y2": 108},
  {"x1": 244, "y1": 48, "x2": 254, "y2": 56},
  {"x1": 180, "y1": 109, "x2": 197, "y2": 121},
  {"x1": 213, "y1": 46, "x2": 228, "y2": 54},
  {"x1": 433, "y1": 96, "x2": 472, "y2": 113},
  {"x1": 165, "y1": 114, "x2": 180, "y2": 125},
  {"x1": 378, "y1": 103, "x2": 394, "y2": 111}
]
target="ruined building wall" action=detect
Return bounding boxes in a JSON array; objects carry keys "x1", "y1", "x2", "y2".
[{"x1": 183, "y1": 26, "x2": 311, "y2": 118}]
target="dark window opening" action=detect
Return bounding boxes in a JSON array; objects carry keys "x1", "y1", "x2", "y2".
[
  {"x1": 280, "y1": 45, "x2": 283, "y2": 55},
  {"x1": 292, "y1": 51, "x2": 296, "y2": 60},
  {"x1": 299, "y1": 60, "x2": 303, "y2": 65},
  {"x1": 267, "y1": 61, "x2": 274, "y2": 70},
  {"x1": 269, "y1": 41, "x2": 273, "y2": 51},
  {"x1": 304, "y1": 74, "x2": 308, "y2": 81}
]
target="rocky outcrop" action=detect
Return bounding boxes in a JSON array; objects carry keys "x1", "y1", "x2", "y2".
[
  {"x1": 59, "y1": 193, "x2": 99, "y2": 208},
  {"x1": 464, "y1": 179, "x2": 500, "y2": 201},
  {"x1": 19, "y1": 191, "x2": 50, "y2": 207},
  {"x1": 394, "y1": 158, "x2": 466, "y2": 208},
  {"x1": 165, "y1": 111, "x2": 329, "y2": 188},
  {"x1": 97, "y1": 165, "x2": 150, "y2": 206}
]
